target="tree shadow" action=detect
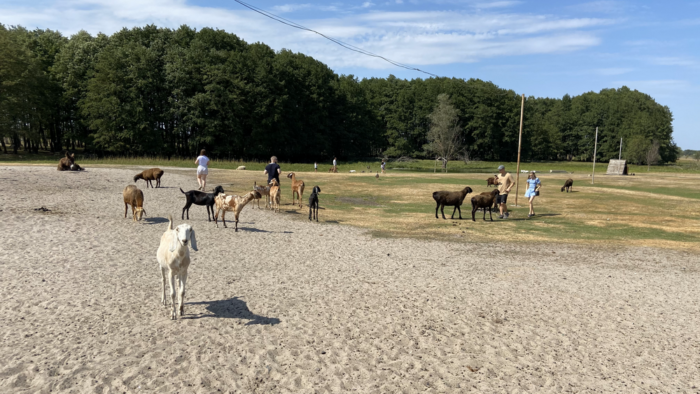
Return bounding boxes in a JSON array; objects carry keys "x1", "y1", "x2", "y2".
[
  {"x1": 143, "y1": 217, "x2": 170, "y2": 224},
  {"x1": 184, "y1": 297, "x2": 280, "y2": 325}
]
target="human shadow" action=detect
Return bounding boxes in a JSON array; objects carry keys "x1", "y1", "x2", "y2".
[
  {"x1": 184, "y1": 297, "x2": 280, "y2": 325},
  {"x1": 537, "y1": 213, "x2": 561, "y2": 217},
  {"x1": 143, "y1": 217, "x2": 170, "y2": 225}
]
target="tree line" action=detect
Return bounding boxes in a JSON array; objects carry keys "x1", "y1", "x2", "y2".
[{"x1": 0, "y1": 23, "x2": 679, "y2": 163}]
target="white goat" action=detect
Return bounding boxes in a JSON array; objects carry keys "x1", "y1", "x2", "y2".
[{"x1": 157, "y1": 215, "x2": 198, "y2": 320}]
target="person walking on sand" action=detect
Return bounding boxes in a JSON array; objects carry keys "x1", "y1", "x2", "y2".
[
  {"x1": 195, "y1": 149, "x2": 209, "y2": 191},
  {"x1": 381, "y1": 160, "x2": 386, "y2": 174},
  {"x1": 524, "y1": 171, "x2": 541, "y2": 217},
  {"x1": 332, "y1": 157, "x2": 337, "y2": 172},
  {"x1": 495, "y1": 164, "x2": 514, "y2": 219},
  {"x1": 314, "y1": 162, "x2": 318, "y2": 172},
  {"x1": 264, "y1": 156, "x2": 281, "y2": 186}
]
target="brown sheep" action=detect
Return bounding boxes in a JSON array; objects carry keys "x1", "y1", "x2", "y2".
[
  {"x1": 471, "y1": 189, "x2": 500, "y2": 221},
  {"x1": 561, "y1": 179, "x2": 573, "y2": 193},
  {"x1": 486, "y1": 175, "x2": 498, "y2": 188},
  {"x1": 123, "y1": 185, "x2": 146, "y2": 221},
  {"x1": 432, "y1": 186, "x2": 473, "y2": 220},
  {"x1": 134, "y1": 168, "x2": 164, "y2": 188}
]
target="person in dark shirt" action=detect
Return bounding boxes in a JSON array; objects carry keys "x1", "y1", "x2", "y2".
[{"x1": 264, "y1": 156, "x2": 281, "y2": 185}]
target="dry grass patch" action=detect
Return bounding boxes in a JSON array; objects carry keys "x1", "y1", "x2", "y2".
[{"x1": 208, "y1": 169, "x2": 700, "y2": 252}]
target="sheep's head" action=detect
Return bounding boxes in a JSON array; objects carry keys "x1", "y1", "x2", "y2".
[
  {"x1": 135, "y1": 207, "x2": 145, "y2": 221},
  {"x1": 561, "y1": 186, "x2": 565, "y2": 192},
  {"x1": 172, "y1": 224, "x2": 197, "y2": 252},
  {"x1": 313, "y1": 186, "x2": 321, "y2": 194},
  {"x1": 133, "y1": 174, "x2": 142, "y2": 182}
]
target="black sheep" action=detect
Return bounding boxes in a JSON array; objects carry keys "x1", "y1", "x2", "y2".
[
  {"x1": 471, "y1": 189, "x2": 500, "y2": 221},
  {"x1": 308, "y1": 186, "x2": 321, "y2": 222}
]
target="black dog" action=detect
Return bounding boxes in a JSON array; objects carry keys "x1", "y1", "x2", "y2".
[
  {"x1": 180, "y1": 185, "x2": 225, "y2": 221},
  {"x1": 308, "y1": 186, "x2": 321, "y2": 222}
]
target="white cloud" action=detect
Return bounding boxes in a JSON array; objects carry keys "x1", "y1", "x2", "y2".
[
  {"x1": 271, "y1": 3, "x2": 312, "y2": 13},
  {"x1": 594, "y1": 67, "x2": 633, "y2": 76},
  {"x1": 362, "y1": 1, "x2": 375, "y2": 7},
  {"x1": 0, "y1": 0, "x2": 612, "y2": 70},
  {"x1": 649, "y1": 57, "x2": 697, "y2": 67}
]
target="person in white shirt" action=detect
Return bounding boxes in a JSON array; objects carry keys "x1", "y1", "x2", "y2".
[
  {"x1": 333, "y1": 157, "x2": 337, "y2": 172},
  {"x1": 314, "y1": 162, "x2": 318, "y2": 172},
  {"x1": 195, "y1": 149, "x2": 209, "y2": 191}
]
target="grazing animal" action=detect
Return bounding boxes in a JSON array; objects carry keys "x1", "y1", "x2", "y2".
[
  {"x1": 308, "y1": 186, "x2": 321, "y2": 222},
  {"x1": 123, "y1": 185, "x2": 146, "y2": 221},
  {"x1": 157, "y1": 216, "x2": 198, "y2": 320},
  {"x1": 269, "y1": 179, "x2": 281, "y2": 213},
  {"x1": 486, "y1": 175, "x2": 498, "y2": 188},
  {"x1": 287, "y1": 172, "x2": 305, "y2": 208},
  {"x1": 375, "y1": 172, "x2": 379, "y2": 179},
  {"x1": 214, "y1": 191, "x2": 262, "y2": 231},
  {"x1": 561, "y1": 179, "x2": 574, "y2": 193},
  {"x1": 57, "y1": 152, "x2": 84, "y2": 171},
  {"x1": 471, "y1": 189, "x2": 500, "y2": 221},
  {"x1": 328, "y1": 167, "x2": 338, "y2": 173},
  {"x1": 253, "y1": 181, "x2": 271, "y2": 209},
  {"x1": 134, "y1": 168, "x2": 164, "y2": 188},
  {"x1": 432, "y1": 186, "x2": 474, "y2": 220},
  {"x1": 180, "y1": 185, "x2": 225, "y2": 221}
]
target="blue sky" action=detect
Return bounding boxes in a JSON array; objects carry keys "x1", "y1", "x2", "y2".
[{"x1": 2, "y1": 0, "x2": 698, "y2": 149}]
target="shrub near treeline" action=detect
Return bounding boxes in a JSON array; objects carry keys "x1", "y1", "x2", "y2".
[{"x1": 0, "y1": 24, "x2": 678, "y2": 163}]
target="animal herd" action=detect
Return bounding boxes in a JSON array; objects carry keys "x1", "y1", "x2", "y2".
[
  {"x1": 433, "y1": 177, "x2": 575, "y2": 221},
  {"x1": 58, "y1": 152, "x2": 578, "y2": 320}
]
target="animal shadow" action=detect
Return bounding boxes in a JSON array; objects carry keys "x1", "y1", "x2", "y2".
[
  {"x1": 237, "y1": 227, "x2": 271, "y2": 233},
  {"x1": 185, "y1": 297, "x2": 280, "y2": 325},
  {"x1": 143, "y1": 217, "x2": 170, "y2": 224}
]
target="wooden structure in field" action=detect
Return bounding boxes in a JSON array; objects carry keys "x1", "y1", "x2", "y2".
[{"x1": 606, "y1": 159, "x2": 628, "y2": 175}]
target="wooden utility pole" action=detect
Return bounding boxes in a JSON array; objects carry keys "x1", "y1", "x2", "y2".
[
  {"x1": 619, "y1": 137, "x2": 622, "y2": 160},
  {"x1": 592, "y1": 126, "x2": 599, "y2": 184},
  {"x1": 515, "y1": 94, "x2": 525, "y2": 207}
]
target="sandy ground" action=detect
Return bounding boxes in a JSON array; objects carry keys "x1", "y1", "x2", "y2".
[{"x1": 1, "y1": 166, "x2": 699, "y2": 394}]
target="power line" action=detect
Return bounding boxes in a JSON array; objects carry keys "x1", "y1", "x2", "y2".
[{"x1": 232, "y1": 0, "x2": 440, "y2": 77}]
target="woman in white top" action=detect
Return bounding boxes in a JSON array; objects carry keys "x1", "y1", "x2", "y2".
[{"x1": 195, "y1": 149, "x2": 209, "y2": 191}]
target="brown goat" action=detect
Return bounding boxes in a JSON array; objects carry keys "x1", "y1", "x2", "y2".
[
  {"x1": 214, "y1": 191, "x2": 262, "y2": 231},
  {"x1": 269, "y1": 179, "x2": 281, "y2": 213},
  {"x1": 123, "y1": 185, "x2": 146, "y2": 221},
  {"x1": 561, "y1": 179, "x2": 574, "y2": 193},
  {"x1": 432, "y1": 186, "x2": 473, "y2": 219},
  {"x1": 134, "y1": 168, "x2": 164, "y2": 188},
  {"x1": 253, "y1": 181, "x2": 271, "y2": 209},
  {"x1": 57, "y1": 152, "x2": 84, "y2": 171},
  {"x1": 287, "y1": 172, "x2": 305, "y2": 208},
  {"x1": 471, "y1": 189, "x2": 500, "y2": 221}
]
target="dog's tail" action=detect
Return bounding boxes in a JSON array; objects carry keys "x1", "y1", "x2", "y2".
[{"x1": 167, "y1": 215, "x2": 174, "y2": 230}]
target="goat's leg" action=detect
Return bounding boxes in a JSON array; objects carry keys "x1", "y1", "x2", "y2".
[
  {"x1": 440, "y1": 205, "x2": 446, "y2": 219},
  {"x1": 471, "y1": 205, "x2": 477, "y2": 221},
  {"x1": 488, "y1": 205, "x2": 493, "y2": 221},
  {"x1": 435, "y1": 202, "x2": 440, "y2": 219},
  {"x1": 168, "y1": 273, "x2": 177, "y2": 320},
  {"x1": 222, "y1": 211, "x2": 227, "y2": 228},
  {"x1": 160, "y1": 267, "x2": 168, "y2": 306},
  {"x1": 457, "y1": 205, "x2": 462, "y2": 219},
  {"x1": 309, "y1": 204, "x2": 312, "y2": 220},
  {"x1": 178, "y1": 270, "x2": 187, "y2": 316},
  {"x1": 124, "y1": 203, "x2": 128, "y2": 218},
  {"x1": 451, "y1": 206, "x2": 457, "y2": 219}
]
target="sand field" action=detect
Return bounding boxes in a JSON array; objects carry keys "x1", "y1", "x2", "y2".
[{"x1": 1, "y1": 166, "x2": 699, "y2": 393}]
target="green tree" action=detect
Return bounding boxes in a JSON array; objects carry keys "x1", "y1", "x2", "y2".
[{"x1": 425, "y1": 94, "x2": 461, "y2": 172}]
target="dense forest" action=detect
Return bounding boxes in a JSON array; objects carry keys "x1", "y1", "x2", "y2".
[{"x1": 0, "y1": 24, "x2": 679, "y2": 163}]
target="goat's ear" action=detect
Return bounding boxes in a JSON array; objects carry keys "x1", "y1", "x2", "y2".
[
  {"x1": 189, "y1": 228, "x2": 198, "y2": 251},
  {"x1": 169, "y1": 228, "x2": 179, "y2": 252}
]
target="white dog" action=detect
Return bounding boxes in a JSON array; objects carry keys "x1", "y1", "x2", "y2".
[{"x1": 157, "y1": 215, "x2": 198, "y2": 320}]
